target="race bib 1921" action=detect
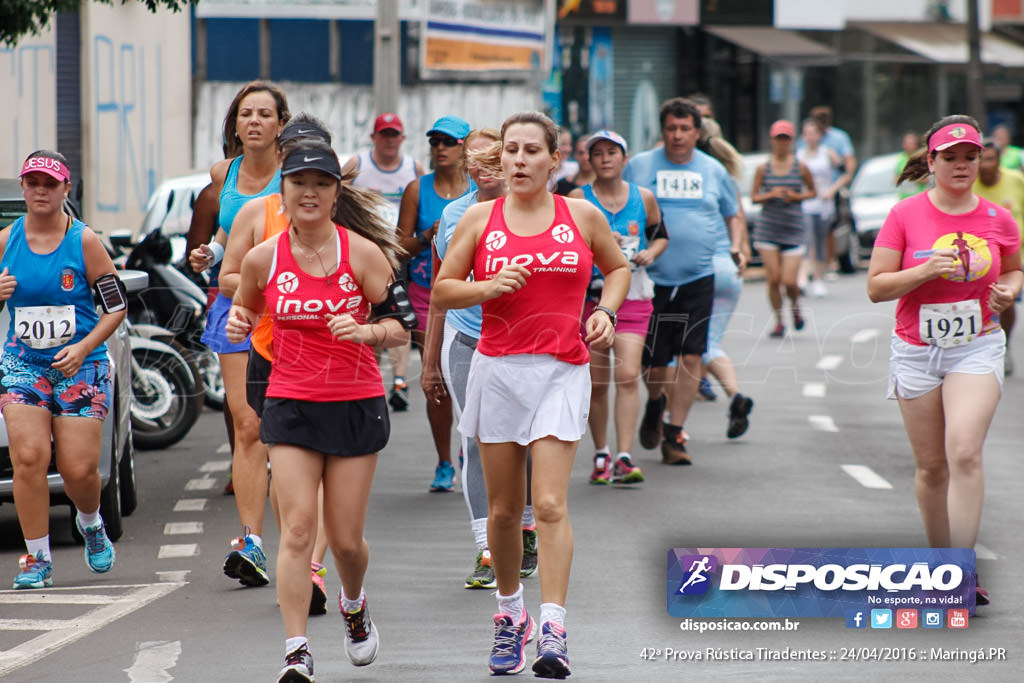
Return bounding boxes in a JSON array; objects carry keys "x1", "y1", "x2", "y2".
[
  {"x1": 919, "y1": 299, "x2": 981, "y2": 348},
  {"x1": 14, "y1": 305, "x2": 76, "y2": 349}
]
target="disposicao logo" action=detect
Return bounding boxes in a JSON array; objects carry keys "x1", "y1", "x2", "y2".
[{"x1": 667, "y1": 548, "x2": 975, "y2": 619}]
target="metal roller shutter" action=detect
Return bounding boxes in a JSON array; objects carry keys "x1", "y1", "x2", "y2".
[
  {"x1": 56, "y1": 11, "x2": 82, "y2": 203},
  {"x1": 611, "y1": 27, "x2": 678, "y2": 154}
]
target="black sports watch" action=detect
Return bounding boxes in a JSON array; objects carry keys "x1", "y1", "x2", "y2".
[{"x1": 593, "y1": 305, "x2": 617, "y2": 326}]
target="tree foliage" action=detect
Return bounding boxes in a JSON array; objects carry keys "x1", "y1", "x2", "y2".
[{"x1": 0, "y1": 1, "x2": 196, "y2": 47}]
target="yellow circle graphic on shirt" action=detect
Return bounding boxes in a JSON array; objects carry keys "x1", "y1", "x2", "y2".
[{"x1": 932, "y1": 231, "x2": 991, "y2": 282}]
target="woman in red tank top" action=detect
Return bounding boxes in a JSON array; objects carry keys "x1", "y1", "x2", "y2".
[
  {"x1": 433, "y1": 112, "x2": 630, "y2": 678},
  {"x1": 226, "y1": 140, "x2": 407, "y2": 681}
]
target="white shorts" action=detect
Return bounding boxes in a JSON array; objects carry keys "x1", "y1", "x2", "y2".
[
  {"x1": 458, "y1": 352, "x2": 591, "y2": 445},
  {"x1": 887, "y1": 330, "x2": 1005, "y2": 400}
]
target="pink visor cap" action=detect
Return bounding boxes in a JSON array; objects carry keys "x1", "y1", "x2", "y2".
[
  {"x1": 20, "y1": 155, "x2": 70, "y2": 182},
  {"x1": 929, "y1": 124, "x2": 983, "y2": 153}
]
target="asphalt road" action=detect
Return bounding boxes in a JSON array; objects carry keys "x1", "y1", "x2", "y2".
[{"x1": 1, "y1": 271, "x2": 1022, "y2": 682}]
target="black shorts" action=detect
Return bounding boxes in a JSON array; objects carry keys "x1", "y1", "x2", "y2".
[
  {"x1": 246, "y1": 348, "x2": 272, "y2": 418},
  {"x1": 260, "y1": 396, "x2": 390, "y2": 457},
  {"x1": 643, "y1": 275, "x2": 715, "y2": 368}
]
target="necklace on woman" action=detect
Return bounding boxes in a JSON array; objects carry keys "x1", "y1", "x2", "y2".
[{"x1": 291, "y1": 226, "x2": 334, "y2": 263}]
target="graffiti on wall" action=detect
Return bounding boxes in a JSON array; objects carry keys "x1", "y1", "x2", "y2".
[
  {"x1": 0, "y1": 43, "x2": 57, "y2": 177},
  {"x1": 194, "y1": 81, "x2": 542, "y2": 171}
]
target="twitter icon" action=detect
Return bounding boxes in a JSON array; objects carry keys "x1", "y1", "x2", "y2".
[{"x1": 870, "y1": 609, "x2": 892, "y2": 629}]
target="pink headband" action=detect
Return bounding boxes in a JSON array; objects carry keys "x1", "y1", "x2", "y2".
[{"x1": 20, "y1": 156, "x2": 70, "y2": 182}]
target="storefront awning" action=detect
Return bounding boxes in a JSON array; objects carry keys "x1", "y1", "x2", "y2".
[
  {"x1": 860, "y1": 22, "x2": 1024, "y2": 67},
  {"x1": 704, "y1": 26, "x2": 837, "y2": 64}
]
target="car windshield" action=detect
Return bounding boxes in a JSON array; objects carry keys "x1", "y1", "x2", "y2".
[
  {"x1": 852, "y1": 157, "x2": 899, "y2": 197},
  {"x1": 0, "y1": 200, "x2": 28, "y2": 228}
]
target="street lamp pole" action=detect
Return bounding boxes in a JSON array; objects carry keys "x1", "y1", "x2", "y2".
[
  {"x1": 966, "y1": 0, "x2": 986, "y2": 126},
  {"x1": 375, "y1": 0, "x2": 400, "y2": 114}
]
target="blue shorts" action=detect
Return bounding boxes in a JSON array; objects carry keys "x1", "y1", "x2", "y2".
[
  {"x1": 201, "y1": 292, "x2": 251, "y2": 354},
  {"x1": 0, "y1": 354, "x2": 111, "y2": 419}
]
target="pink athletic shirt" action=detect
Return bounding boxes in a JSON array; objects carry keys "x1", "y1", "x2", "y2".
[
  {"x1": 475, "y1": 195, "x2": 593, "y2": 364},
  {"x1": 263, "y1": 225, "x2": 384, "y2": 400},
  {"x1": 875, "y1": 192, "x2": 1020, "y2": 346}
]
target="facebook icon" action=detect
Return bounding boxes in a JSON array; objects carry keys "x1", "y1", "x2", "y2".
[{"x1": 845, "y1": 609, "x2": 867, "y2": 629}]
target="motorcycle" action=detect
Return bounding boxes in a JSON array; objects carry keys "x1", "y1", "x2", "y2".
[{"x1": 113, "y1": 227, "x2": 225, "y2": 410}]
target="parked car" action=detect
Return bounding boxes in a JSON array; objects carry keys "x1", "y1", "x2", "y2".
[
  {"x1": 0, "y1": 179, "x2": 142, "y2": 541},
  {"x1": 133, "y1": 171, "x2": 211, "y2": 263},
  {"x1": 849, "y1": 152, "x2": 914, "y2": 265},
  {"x1": 740, "y1": 152, "x2": 858, "y2": 272}
]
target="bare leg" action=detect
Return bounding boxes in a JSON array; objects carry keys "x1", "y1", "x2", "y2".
[
  {"x1": 220, "y1": 352, "x2": 268, "y2": 535},
  {"x1": 479, "y1": 441, "x2": 528, "y2": 595},
  {"x1": 588, "y1": 346, "x2": 612, "y2": 451}
]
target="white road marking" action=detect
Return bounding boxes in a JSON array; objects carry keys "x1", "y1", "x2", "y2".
[
  {"x1": 199, "y1": 460, "x2": 231, "y2": 472},
  {"x1": 808, "y1": 415, "x2": 839, "y2": 432},
  {"x1": 852, "y1": 329, "x2": 879, "y2": 344},
  {"x1": 163, "y1": 522, "x2": 204, "y2": 535},
  {"x1": 184, "y1": 476, "x2": 217, "y2": 491},
  {"x1": 216, "y1": 442, "x2": 231, "y2": 453},
  {"x1": 802, "y1": 382, "x2": 827, "y2": 398},
  {"x1": 156, "y1": 570, "x2": 191, "y2": 583},
  {"x1": 974, "y1": 544, "x2": 998, "y2": 560},
  {"x1": 125, "y1": 640, "x2": 182, "y2": 683},
  {"x1": 841, "y1": 464, "x2": 893, "y2": 489},
  {"x1": 0, "y1": 582, "x2": 184, "y2": 677},
  {"x1": 816, "y1": 355, "x2": 843, "y2": 370},
  {"x1": 158, "y1": 544, "x2": 199, "y2": 559},
  {"x1": 0, "y1": 593, "x2": 116, "y2": 605},
  {"x1": 173, "y1": 498, "x2": 207, "y2": 512}
]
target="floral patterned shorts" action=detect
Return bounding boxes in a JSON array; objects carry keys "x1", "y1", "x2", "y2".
[{"x1": 0, "y1": 354, "x2": 110, "y2": 419}]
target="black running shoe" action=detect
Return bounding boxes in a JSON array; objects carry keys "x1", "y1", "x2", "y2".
[
  {"x1": 639, "y1": 394, "x2": 666, "y2": 449},
  {"x1": 727, "y1": 394, "x2": 754, "y2": 439}
]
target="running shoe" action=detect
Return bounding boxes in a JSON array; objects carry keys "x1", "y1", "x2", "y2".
[
  {"x1": 277, "y1": 643, "x2": 314, "y2": 683},
  {"x1": 976, "y1": 586, "x2": 990, "y2": 606},
  {"x1": 466, "y1": 549, "x2": 497, "y2": 589},
  {"x1": 727, "y1": 394, "x2": 754, "y2": 439},
  {"x1": 13, "y1": 552, "x2": 53, "y2": 590},
  {"x1": 309, "y1": 562, "x2": 327, "y2": 615},
  {"x1": 342, "y1": 594, "x2": 380, "y2": 666},
  {"x1": 697, "y1": 377, "x2": 717, "y2": 401},
  {"x1": 809, "y1": 280, "x2": 827, "y2": 298},
  {"x1": 589, "y1": 453, "x2": 611, "y2": 485},
  {"x1": 769, "y1": 323, "x2": 785, "y2": 338},
  {"x1": 612, "y1": 454, "x2": 645, "y2": 484},
  {"x1": 793, "y1": 309, "x2": 805, "y2": 331},
  {"x1": 532, "y1": 621, "x2": 571, "y2": 679},
  {"x1": 521, "y1": 528, "x2": 538, "y2": 578},
  {"x1": 429, "y1": 461, "x2": 456, "y2": 492},
  {"x1": 638, "y1": 394, "x2": 666, "y2": 449},
  {"x1": 223, "y1": 527, "x2": 269, "y2": 587},
  {"x1": 489, "y1": 608, "x2": 535, "y2": 675},
  {"x1": 223, "y1": 472, "x2": 234, "y2": 495},
  {"x1": 388, "y1": 377, "x2": 409, "y2": 412},
  {"x1": 76, "y1": 517, "x2": 115, "y2": 573},
  {"x1": 660, "y1": 431, "x2": 691, "y2": 466}
]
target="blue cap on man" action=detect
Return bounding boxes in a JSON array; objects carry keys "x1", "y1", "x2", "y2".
[{"x1": 427, "y1": 115, "x2": 471, "y2": 142}]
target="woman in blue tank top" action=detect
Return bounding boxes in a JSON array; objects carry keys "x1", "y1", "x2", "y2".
[
  {"x1": 396, "y1": 114, "x2": 474, "y2": 493},
  {"x1": 198, "y1": 81, "x2": 290, "y2": 588},
  {"x1": 0, "y1": 150, "x2": 126, "y2": 589},
  {"x1": 569, "y1": 130, "x2": 666, "y2": 486}
]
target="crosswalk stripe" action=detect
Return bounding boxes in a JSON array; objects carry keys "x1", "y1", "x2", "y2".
[
  {"x1": 126, "y1": 640, "x2": 182, "y2": 683},
  {"x1": 158, "y1": 544, "x2": 199, "y2": 559},
  {"x1": 184, "y1": 476, "x2": 217, "y2": 491},
  {"x1": 216, "y1": 442, "x2": 231, "y2": 453},
  {"x1": 852, "y1": 329, "x2": 879, "y2": 344},
  {"x1": 974, "y1": 544, "x2": 998, "y2": 560},
  {"x1": 173, "y1": 498, "x2": 207, "y2": 512},
  {"x1": 0, "y1": 593, "x2": 116, "y2": 605},
  {"x1": 816, "y1": 355, "x2": 843, "y2": 370},
  {"x1": 163, "y1": 522, "x2": 204, "y2": 535},
  {"x1": 808, "y1": 415, "x2": 839, "y2": 432},
  {"x1": 841, "y1": 464, "x2": 893, "y2": 489},
  {"x1": 199, "y1": 460, "x2": 231, "y2": 472},
  {"x1": 802, "y1": 382, "x2": 826, "y2": 398}
]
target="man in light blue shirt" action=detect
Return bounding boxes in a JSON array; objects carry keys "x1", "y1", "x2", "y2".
[{"x1": 626, "y1": 97, "x2": 745, "y2": 466}]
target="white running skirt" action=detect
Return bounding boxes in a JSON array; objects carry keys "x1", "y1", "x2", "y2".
[{"x1": 458, "y1": 352, "x2": 591, "y2": 445}]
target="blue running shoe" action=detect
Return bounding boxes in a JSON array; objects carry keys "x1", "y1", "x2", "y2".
[
  {"x1": 697, "y1": 377, "x2": 717, "y2": 401},
  {"x1": 532, "y1": 621, "x2": 571, "y2": 679},
  {"x1": 223, "y1": 527, "x2": 269, "y2": 587},
  {"x1": 77, "y1": 518, "x2": 115, "y2": 573},
  {"x1": 277, "y1": 643, "x2": 314, "y2": 683},
  {"x1": 13, "y1": 552, "x2": 53, "y2": 589},
  {"x1": 489, "y1": 609, "x2": 535, "y2": 675},
  {"x1": 429, "y1": 461, "x2": 456, "y2": 492}
]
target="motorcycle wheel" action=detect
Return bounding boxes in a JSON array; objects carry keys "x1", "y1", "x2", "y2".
[
  {"x1": 194, "y1": 347, "x2": 225, "y2": 411},
  {"x1": 130, "y1": 346, "x2": 202, "y2": 450}
]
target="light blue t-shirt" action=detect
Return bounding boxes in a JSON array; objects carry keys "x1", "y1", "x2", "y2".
[
  {"x1": 434, "y1": 190, "x2": 482, "y2": 338},
  {"x1": 625, "y1": 148, "x2": 737, "y2": 286}
]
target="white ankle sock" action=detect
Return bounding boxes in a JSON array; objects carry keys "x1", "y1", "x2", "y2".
[
  {"x1": 540, "y1": 602, "x2": 566, "y2": 627},
  {"x1": 25, "y1": 536, "x2": 51, "y2": 562},
  {"x1": 340, "y1": 589, "x2": 365, "y2": 613},
  {"x1": 285, "y1": 636, "x2": 308, "y2": 655},
  {"x1": 594, "y1": 446, "x2": 610, "y2": 456},
  {"x1": 77, "y1": 509, "x2": 100, "y2": 529},
  {"x1": 248, "y1": 533, "x2": 263, "y2": 547},
  {"x1": 496, "y1": 584, "x2": 524, "y2": 621},
  {"x1": 616, "y1": 451, "x2": 631, "y2": 462},
  {"x1": 472, "y1": 518, "x2": 488, "y2": 550}
]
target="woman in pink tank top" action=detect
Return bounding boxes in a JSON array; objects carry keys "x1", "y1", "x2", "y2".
[
  {"x1": 226, "y1": 140, "x2": 408, "y2": 681},
  {"x1": 433, "y1": 112, "x2": 630, "y2": 678}
]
